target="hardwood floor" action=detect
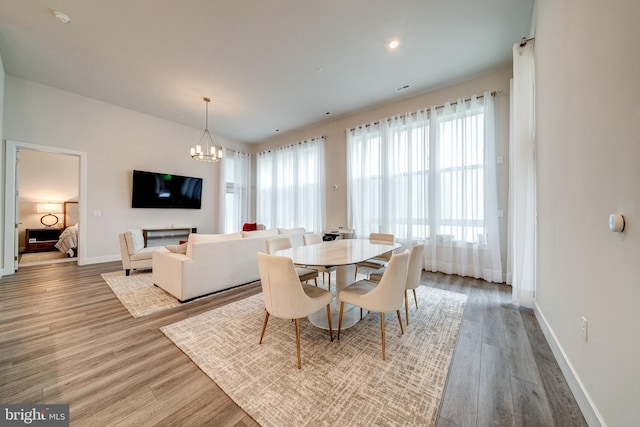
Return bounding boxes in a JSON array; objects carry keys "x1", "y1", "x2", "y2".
[{"x1": 0, "y1": 262, "x2": 587, "y2": 426}]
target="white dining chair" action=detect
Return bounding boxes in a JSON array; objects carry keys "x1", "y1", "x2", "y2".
[
  {"x1": 354, "y1": 232, "x2": 395, "y2": 279},
  {"x1": 302, "y1": 233, "x2": 336, "y2": 291},
  {"x1": 265, "y1": 236, "x2": 319, "y2": 285},
  {"x1": 338, "y1": 250, "x2": 409, "y2": 360},
  {"x1": 257, "y1": 252, "x2": 333, "y2": 369},
  {"x1": 370, "y1": 243, "x2": 425, "y2": 325}
]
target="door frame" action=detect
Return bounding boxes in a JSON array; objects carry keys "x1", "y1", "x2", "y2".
[{"x1": 3, "y1": 140, "x2": 87, "y2": 275}]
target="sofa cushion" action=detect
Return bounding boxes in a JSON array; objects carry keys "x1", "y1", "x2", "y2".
[
  {"x1": 186, "y1": 233, "x2": 242, "y2": 257},
  {"x1": 242, "y1": 229, "x2": 278, "y2": 239},
  {"x1": 277, "y1": 227, "x2": 306, "y2": 235},
  {"x1": 166, "y1": 243, "x2": 188, "y2": 254},
  {"x1": 188, "y1": 233, "x2": 242, "y2": 244},
  {"x1": 125, "y1": 229, "x2": 145, "y2": 255}
]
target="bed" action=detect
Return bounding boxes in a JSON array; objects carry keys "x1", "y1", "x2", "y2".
[
  {"x1": 55, "y1": 224, "x2": 78, "y2": 257},
  {"x1": 55, "y1": 201, "x2": 79, "y2": 257}
]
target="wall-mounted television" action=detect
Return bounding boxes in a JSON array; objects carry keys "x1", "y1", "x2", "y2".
[{"x1": 131, "y1": 170, "x2": 203, "y2": 209}]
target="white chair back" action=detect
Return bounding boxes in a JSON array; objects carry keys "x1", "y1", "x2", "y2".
[
  {"x1": 265, "y1": 236, "x2": 292, "y2": 254},
  {"x1": 257, "y1": 252, "x2": 322, "y2": 319},
  {"x1": 406, "y1": 243, "x2": 425, "y2": 290},
  {"x1": 358, "y1": 250, "x2": 409, "y2": 312},
  {"x1": 303, "y1": 233, "x2": 323, "y2": 245},
  {"x1": 369, "y1": 233, "x2": 394, "y2": 260}
]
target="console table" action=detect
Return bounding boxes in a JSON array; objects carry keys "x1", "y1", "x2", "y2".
[
  {"x1": 25, "y1": 228, "x2": 62, "y2": 253},
  {"x1": 143, "y1": 227, "x2": 196, "y2": 247}
]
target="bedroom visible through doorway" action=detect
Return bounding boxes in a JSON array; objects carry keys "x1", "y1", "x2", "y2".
[{"x1": 17, "y1": 149, "x2": 80, "y2": 268}]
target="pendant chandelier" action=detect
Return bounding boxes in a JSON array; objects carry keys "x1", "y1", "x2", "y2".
[{"x1": 190, "y1": 97, "x2": 223, "y2": 162}]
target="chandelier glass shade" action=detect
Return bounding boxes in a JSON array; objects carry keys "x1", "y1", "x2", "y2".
[{"x1": 190, "y1": 97, "x2": 223, "y2": 162}]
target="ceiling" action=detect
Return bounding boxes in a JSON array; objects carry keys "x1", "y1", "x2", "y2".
[{"x1": 0, "y1": 0, "x2": 534, "y2": 143}]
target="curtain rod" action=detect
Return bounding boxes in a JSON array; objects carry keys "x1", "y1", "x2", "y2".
[
  {"x1": 348, "y1": 90, "x2": 500, "y2": 132},
  {"x1": 257, "y1": 136, "x2": 325, "y2": 155},
  {"x1": 520, "y1": 36, "x2": 535, "y2": 47}
]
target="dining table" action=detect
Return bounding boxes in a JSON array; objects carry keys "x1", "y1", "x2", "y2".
[{"x1": 274, "y1": 238, "x2": 401, "y2": 330}]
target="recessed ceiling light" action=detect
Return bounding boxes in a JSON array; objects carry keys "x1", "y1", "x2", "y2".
[
  {"x1": 53, "y1": 11, "x2": 71, "y2": 24},
  {"x1": 395, "y1": 84, "x2": 410, "y2": 92},
  {"x1": 389, "y1": 40, "x2": 399, "y2": 49}
]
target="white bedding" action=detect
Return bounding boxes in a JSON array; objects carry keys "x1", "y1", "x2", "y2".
[{"x1": 55, "y1": 223, "x2": 78, "y2": 257}]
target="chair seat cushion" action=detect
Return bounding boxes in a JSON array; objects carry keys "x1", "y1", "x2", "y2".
[
  {"x1": 308, "y1": 265, "x2": 336, "y2": 273},
  {"x1": 301, "y1": 283, "x2": 332, "y2": 301},
  {"x1": 368, "y1": 267, "x2": 386, "y2": 283},
  {"x1": 296, "y1": 267, "x2": 319, "y2": 282},
  {"x1": 129, "y1": 246, "x2": 167, "y2": 260},
  {"x1": 339, "y1": 279, "x2": 377, "y2": 306},
  {"x1": 357, "y1": 258, "x2": 388, "y2": 269}
]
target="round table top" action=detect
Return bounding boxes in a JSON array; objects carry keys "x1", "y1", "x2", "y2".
[{"x1": 273, "y1": 238, "x2": 401, "y2": 266}]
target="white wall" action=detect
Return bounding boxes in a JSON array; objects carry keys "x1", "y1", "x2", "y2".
[
  {"x1": 534, "y1": 1, "x2": 640, "y2": 426},
  {"x1": 254, "y1": 68, "x2": 513, "y2": 274},
  {"x1": 3, "y1": 76, "x2": 251, "y2": 265}
]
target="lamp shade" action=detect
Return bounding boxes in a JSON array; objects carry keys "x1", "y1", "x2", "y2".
[{"x1": 36, "y1": 203, "x2": 63, "y2": 214}]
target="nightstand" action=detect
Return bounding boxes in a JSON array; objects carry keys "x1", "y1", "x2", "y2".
[{"x1": 25, "y1": 228, "x2": 62, "y2": 253}]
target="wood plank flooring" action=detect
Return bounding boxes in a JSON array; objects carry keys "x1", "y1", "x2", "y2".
[{"x1": 0, "y1": 262, "x2": 587, "y2": 426}]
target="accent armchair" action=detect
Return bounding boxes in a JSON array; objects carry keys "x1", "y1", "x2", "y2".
[{"x1": 118, "y1": 229, "x2": 167, "y2": 276}]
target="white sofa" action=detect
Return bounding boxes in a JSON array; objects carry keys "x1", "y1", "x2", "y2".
[
  {"x1": 152, "y1": 228, "x2": 306, "y2": 302},
  {"x1": 119, "y1": 229, "x2": 168, "y2": 276}
]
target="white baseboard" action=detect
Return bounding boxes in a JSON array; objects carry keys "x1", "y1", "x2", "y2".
[
  {"x1": 533, "y1": 302, "x2": 606, "y2": 427},
  {"x1": 81, "y1": 254, "x2": 121, "y2": 266}
]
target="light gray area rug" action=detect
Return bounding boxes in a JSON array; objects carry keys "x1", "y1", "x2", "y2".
[
  {"x1": 161, "y1": 286, "x2": 467, "y2": 426},
  {"x1": 101, "y1": 271, "x2": 181, "y2": 317}
]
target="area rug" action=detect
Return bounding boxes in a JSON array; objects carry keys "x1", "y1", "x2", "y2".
[
  {"x1": 19, "y1": 251, "x2": 75, "y2": 266},
  {"x1": 161, "y1": 286, "x2": 467, "y2": 426},
  {"x1": 100, "y1": 271, "x2": 182, "y2": 317}
]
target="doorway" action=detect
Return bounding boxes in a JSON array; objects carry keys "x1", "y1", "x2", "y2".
[
  {"x1": 17, "y1": 149, "x2": 79, "y2": 267},
  {"x1": 3, "y1": 140, "x2": 87, "y2": 275}
]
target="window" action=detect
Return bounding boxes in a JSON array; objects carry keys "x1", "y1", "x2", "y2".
[
  {"x1": 222, "y1": 149, "x2": 251, "y2": 234},
  {"x1": 437, "y1": 109, "x2": 486, "y2": 243},
  {"x1": 256, "y1": 137, "x2": 325, "y2": 232},
  {"x1": 347, "y1": 92, "x2": 502, "y2": 282}
]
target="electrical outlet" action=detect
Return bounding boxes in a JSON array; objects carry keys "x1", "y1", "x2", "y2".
[{"x1": 581, "y1": 317, "x2": 588, "y2": 341}]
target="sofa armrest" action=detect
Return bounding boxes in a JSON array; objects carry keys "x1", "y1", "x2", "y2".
[
  {"x1": 119, "y1": 233, "x2": 132, "y2": 268},
  {"x1": 152, "y1": 251, "x2": 192, "y2": 301}
]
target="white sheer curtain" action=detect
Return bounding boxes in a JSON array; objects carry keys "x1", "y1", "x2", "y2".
[
  {"x1": 219, "y1": 148, "x2": 252, "y2": 234},
  {"x1": 508, "y1": 42, "x2": 536, "y2": 307},
  {"x1": 347, "y1": 92, "x2": 503, "y2": 283},
  {"x1": 347, "y1": 112, "x2": 429, "y2": 241},
  {"x1": 426, "y1": 95, "x2": 502, "y2": 282},
  {"x1": 256, "y1": 137, "x2": 326, "y2": 232}
]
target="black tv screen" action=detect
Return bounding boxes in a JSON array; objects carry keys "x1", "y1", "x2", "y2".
[{"x1": 132, "y1": 170, "x2": 203, "y2": 209}]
